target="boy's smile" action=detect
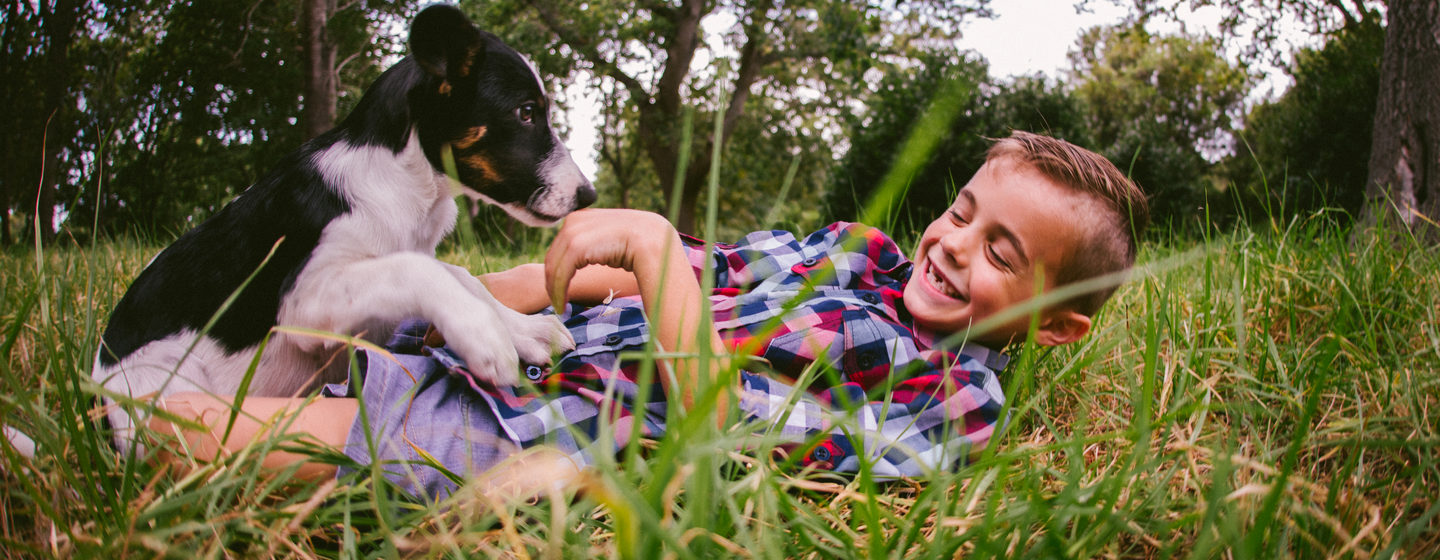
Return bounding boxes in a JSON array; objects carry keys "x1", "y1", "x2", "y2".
[{"x1": 904, "y1": 157, "x2": 1093, "y2": 347}]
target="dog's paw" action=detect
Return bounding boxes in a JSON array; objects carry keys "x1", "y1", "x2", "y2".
[
  {"x1": 440, "y1": 321, "x2": 522, "y2": 387},
  {"x1": 509, "y1": 313, "x2": 575, "y2": 366},
  {"x1": 452, "y1": 338, "x2": 522, "y2": 387}
]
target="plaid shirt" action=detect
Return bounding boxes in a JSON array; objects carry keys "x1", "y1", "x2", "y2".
[{"x1": 430, "y1": 222, "x2": 1009, "y2": 477}]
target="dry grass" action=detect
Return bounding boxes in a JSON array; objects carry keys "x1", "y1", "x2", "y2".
[{"x1": 2, "y1": 210, "x2": 1437, "y2": 558}]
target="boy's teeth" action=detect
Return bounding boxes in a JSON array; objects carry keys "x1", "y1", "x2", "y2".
[{"x1": 928, "y1": 266, "x2": 959, "y2": 298}]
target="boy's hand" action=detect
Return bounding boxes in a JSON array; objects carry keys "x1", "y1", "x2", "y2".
[
  {"x1": 543, "y1": 208, "x2": 730, "y2": 424},
  {"x1": 544, "y1": 209, "x2": 677, "y2": 310}
]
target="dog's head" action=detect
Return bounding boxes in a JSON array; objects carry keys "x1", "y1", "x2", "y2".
[{"x1": 407, "y1": 5, "x2": 595, "y2": 226}]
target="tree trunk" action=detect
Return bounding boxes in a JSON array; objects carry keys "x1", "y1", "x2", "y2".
[
  {"x1": 301, "y1": 0, "x2": 338, "y2": 140},
  {"x1": 660, "y1": 0, "x2": 771, "y2": 235},
  {"x1": 0, "y1": 0, "x2": 17, "y2": 246},
  {"x1": 1362, "y1": 0, "x2": 1440, "y2": 239},
  {"x1": 35, "y1": 0, "x2": 80, "y2": 245}
]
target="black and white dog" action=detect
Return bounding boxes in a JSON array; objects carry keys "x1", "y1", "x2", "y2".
[{"x1": 93, "y1": 5, "x2": 594, "y2": 449}]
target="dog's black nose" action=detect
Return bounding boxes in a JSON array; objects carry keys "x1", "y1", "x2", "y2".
[{"x1": 575, "y1": 182, "x2": 597, "y2": 209}]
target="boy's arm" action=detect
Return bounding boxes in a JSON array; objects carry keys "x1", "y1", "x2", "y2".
[
  {"x1": 545, "y1": 209, "x2": 730, "y2": 425},
  {"x1": 481, "y1": 263, "x2": 639, "y2": 314}
]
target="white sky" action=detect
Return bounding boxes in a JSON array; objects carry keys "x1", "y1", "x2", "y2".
[
  {"x1": 559, "y1": 1, "x2": 1310, "y2": 180},
  {"x1": 958, "y1": 0, "x2": 1133, "y2": 79}
]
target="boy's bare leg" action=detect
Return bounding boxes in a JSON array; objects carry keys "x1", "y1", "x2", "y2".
[
  {"x1": 465, "y1": 445, "x2": 583, "y2": 503},
  {"x1": 149, "y1": 393, "x2": 585, "y2": 502},
  {"x1": 149, "y1": 392, "x2": 355, "y2": 481}
]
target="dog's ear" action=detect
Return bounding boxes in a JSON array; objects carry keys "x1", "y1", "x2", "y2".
[{"x1": 410, "y1": 4, "x2": 486, "y2": 83}]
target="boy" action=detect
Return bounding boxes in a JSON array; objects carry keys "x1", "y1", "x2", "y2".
[{"x1": 151, "y1": 131, "x2": 1149, "y2": 500}]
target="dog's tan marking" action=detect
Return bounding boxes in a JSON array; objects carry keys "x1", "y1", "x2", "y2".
[
  {"x1": 453, "y1": 126, "x2": 487, "y2": 150},
  {"x1": 461, "y1": 154, "x2": 502, "y2": 182},
  {"x1": 458, "y1": 44, "x2": 482, "y2": 77}
]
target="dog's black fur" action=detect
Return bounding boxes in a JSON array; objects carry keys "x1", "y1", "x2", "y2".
[
  {"x1": 93, "y1": 5, "x2": 593, "y2": 449},
  {"x1": 99, "y1": 148, "x2": 349, "y2": 366}
]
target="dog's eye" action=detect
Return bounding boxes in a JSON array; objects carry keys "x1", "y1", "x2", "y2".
[{"x1": 516, "y1": 102, "x2": 538, "y2": 124}]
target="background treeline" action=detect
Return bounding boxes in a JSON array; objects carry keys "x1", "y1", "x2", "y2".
[{"x1": 0, "y1": 0, "x2": 1390, "y2": 245}]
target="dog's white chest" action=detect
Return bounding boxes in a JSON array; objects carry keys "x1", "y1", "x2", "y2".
[{"x1": 314, "y1": 136, "x2": 458, "y2": 254}]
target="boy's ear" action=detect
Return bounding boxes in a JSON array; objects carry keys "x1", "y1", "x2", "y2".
[{"x1": 1034, "y1": 309, "x2": 1091, "y2": 347}]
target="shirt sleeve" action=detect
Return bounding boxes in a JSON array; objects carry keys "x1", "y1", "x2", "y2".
[
  {"x1": 680, "y1": 222, "x2": 907, "y2": 292},
  {"x1": 679, "y1": 229, "x2": 806, "y2": 290},
  {"x1": 734, "y1": 361, "x2": 1006, "y2": 478}
]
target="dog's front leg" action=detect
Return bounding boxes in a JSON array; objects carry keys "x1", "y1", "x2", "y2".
[
  {"x1": 282, "y1": 253, "x2": 534, "y2": 386},
  {"x1": 436, "y1": 262, "x2": 575, "y2": 365}
]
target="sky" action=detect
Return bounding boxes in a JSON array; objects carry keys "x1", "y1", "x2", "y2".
[{"x1": 559, "y1": 2, "x2": 1307, "y2": 179}]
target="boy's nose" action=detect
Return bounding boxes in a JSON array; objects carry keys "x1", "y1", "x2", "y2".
[{"x1": 938, "y1": 228, "x2": 973, "y2": 266}]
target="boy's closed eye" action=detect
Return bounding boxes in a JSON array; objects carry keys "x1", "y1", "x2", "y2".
[
  {"x1": 988, "y1": 244, "x2": 1013, "y2": 272},
  {"x1": 953, "y1": 190, "x2": 1029, "y2": 273}
]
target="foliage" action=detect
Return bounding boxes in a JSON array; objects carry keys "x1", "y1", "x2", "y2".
[
  {"x1": 0, "y1": 0, "x2": 89, "y2": 245},
  {"x1": 1068, "y1": 23, "x2": 1253, "y2": 228},
  {"x1": 1110, "y1": 0, "x2": 1440, "y2": 235},
  {"x1": 1113, "y1": 0, "x2": 1383, "y2": 66},
  {"x1": 825, "y1": 50, "x2": 1094, "y2": 235},
  {"x1": 459, "y1": 0, "x2": 992, "y2": 234},
  {"x1": 3, "y1": 207, "x2": 1439, "y2": 557},
  {"x1": 584, "y1": 87, "x2": 839, "y2": 241},
  {"x1": 0, "y1": 0, "x2": 413, "y2": 242},
  {"x1": 1226, "y1": 18, "x2": 1384, "y2": 225},
  {"x1": 828, "y1": 24, "x2": 1252, "y2": 235}
]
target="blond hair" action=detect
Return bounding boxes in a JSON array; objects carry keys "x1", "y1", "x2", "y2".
[{"x1": 986, "y1": 131, "x2": 1150, "y2": 315}]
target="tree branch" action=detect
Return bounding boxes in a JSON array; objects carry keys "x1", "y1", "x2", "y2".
[
  {"x1": 720, "y1": 17, "x2": 768, "y2": 143},
  {"x1": 643, "y1": 0, "x2": 676, "y2": 22},
  {"x1": 1322, "y1": 0, "x2": 1361, "y2": 28},
  {"x1": 529, "y1": 0, "x2": 649, "y2": 104},
  {"x1": 685, "y1": 0, "x2": 772, "y2": 200},
  {"x1": 653, "y1": 0, "x2": 704, "y2": 115},
  {"x1": 229, "y1": 0, "x2": 265, "y2": 68}
]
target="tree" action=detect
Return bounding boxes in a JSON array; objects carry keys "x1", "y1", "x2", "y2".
[
  {"x1": 464, "y1": 0, "x2": 991, "y2": 234},
  {"x1": 301, "y1": 0, "x2": 341, "y2": 139},
  {"x1": 826, "y1": 24, "x2": 1252, "y2": 236},
  {"x1": 0, "y1": 0, "x2": 88, "y2": 245},
  {"x1": 826, "y1": 50, "x2": 1092, "y2": 234},
  {"x1": 1362, "y1": 0, "x2": 1439, "y2": 237},
  {"x1": 58, "y1": 1, "x2": 410, "y2": 238},
  {"x1": 1228, "y1": 18, "x2": 1383, "y2": 223},
  {"x1": 1115, "y1": 0, "x2": 1437, "y2": 236},
  {"x1": 581, "y1": 72, "x2": 841, "y2": 241},
  {"x1": 1067, "y1": 24, "x2": 1253, "y2": 227},
  {"x1": 0, "y1": 1, "x2": 413, "y2": 244}
]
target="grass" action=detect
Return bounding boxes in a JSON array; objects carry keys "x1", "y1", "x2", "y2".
[
  {"x1": 2, "y1": 74, "x2": 1436, "y2": 557},
  {"x1": 1, "y1": 207, "x2": 1437, "y2": 558}
]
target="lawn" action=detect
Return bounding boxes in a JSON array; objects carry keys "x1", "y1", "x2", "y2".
[{"x1": 1, "y1": 212, "x2": 1437, "y2": 558}]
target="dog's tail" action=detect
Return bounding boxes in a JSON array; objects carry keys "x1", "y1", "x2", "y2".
[{"x1": 4, "y1": 425, "x2": 36, "y2": 459}]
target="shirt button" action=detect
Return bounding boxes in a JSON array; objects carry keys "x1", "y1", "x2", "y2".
[
  {"x1": 860, "y1": 292, "x2": 880, "y2": 304},
  {"x1": 801, "y1": 257, "x2": 820, "y2": 267},
  {"x1": 812, "y1": 445, "x2": 832, "y2": 462},
  {"x1": 525, "y1": 365, "x2": 546, "y2": 381},
  {"x1": 604, "y1": 334, "x2": 623, "y2": 346},
  {"x1": 858, "y1": 353, "x2": 877, "y2": 369}
]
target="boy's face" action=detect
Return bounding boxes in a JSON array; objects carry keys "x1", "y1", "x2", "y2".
[{"x1": 904, "y1": 157, "x2": 1092, "y2": 347}]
